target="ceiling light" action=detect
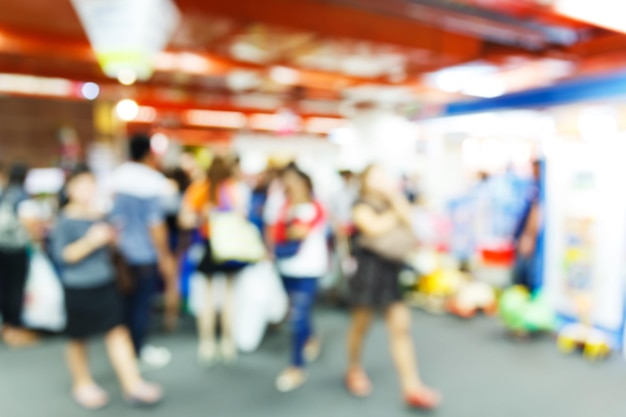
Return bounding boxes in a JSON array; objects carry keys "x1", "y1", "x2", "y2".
[
  {"x1": 151, "y1": 133, "x2": 169, "y2": 154},
  {"x1": 117, "y1": 68, "x2": 138, "y2": 86},
  {"x1": 185, "y1": 110, "x2": 247, "y2": 129},
  {"x1": 81, "y1": 82, "x2": 100, "y2": 100},
  {"x1": 269, "y1": 66, "x2": 300, "y2": 85},
  {"x1": 115, "y1": 99, "x2": 139, "y2": 121},
  {"x1": 554, "y1": 0, "x2": 626, "y2": 34}
]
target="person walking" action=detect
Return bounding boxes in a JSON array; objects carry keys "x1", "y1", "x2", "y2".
[
  {"x1": 110, "y1": 134, "x2": 178, "y2": 369},
  {"x1": 345, "y1": 164, "x2": 440, "y2": 409},
  {"x1": 179, "y1": 155, "x2": 249, "y2": 365},
  {"x1": 52, "y1": 167, "x2": 162, "y2": 409},
  {"x1": 0, "y1": 163, "x2": 39, "y2": 347},
  {"x1": 273, "y1": 166, "x2": 327, "y2": 392}
]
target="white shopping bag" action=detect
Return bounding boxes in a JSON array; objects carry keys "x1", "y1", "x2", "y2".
[
  {"x1": 188, "y1": 261, "x2": 289, "y2": 353},
  {"x1": 22, "y1": 248, "x2": 66, "y2": 331},
  {"x1": 234, "y1": 261, "x2": 289, "y2": 352}
]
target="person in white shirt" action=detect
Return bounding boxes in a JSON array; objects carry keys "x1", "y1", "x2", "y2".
[{"x1": 272, "y1": 166, "x2": 328, "y2": 393}]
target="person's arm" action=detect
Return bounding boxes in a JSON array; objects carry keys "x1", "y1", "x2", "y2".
[
  {"x1": 147, "y1": 198, "x2": 179, "y2": 330},
  {"x1": 57, "y1": 223, "x2": 113, "y2": 264},
  {"x1": 353, "y1": 204, "x2": 399, "y2": 237},
  {"x1": 387, "y1": 193, "x2": 413, "y2": 227},
  {"x1": 518, "y1": 202, "x2": 540, "y2": 258}
]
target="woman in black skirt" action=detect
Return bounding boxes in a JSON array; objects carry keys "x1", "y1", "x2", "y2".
[
  {"x1": 51, "y1": 168, "x2": 162, "y2": 410},
  {"x1": 345, "y1": 164, "x2": 440, "y2": 410},
  {"x1": 179, "y1": 155, "x2": 248, "y2": 365}
]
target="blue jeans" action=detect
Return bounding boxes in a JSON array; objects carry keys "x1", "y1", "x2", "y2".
[
  {"x1": 282, "y1": 277, "x2": 318, "y2": 368},
  {"x1": 125, "y1": 264, "x2": 159, "y2": 355}
]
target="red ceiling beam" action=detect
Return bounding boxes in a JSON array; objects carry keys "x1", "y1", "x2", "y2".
[{"x1": 176, "y1": 0, "x2": 482, "y2": 62}]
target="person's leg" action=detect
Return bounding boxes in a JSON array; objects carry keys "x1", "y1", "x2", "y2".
[
  {"x1": 384, "y1": 302, "x2": 439, "y2": 407},
  {"x1": 347, "y1": 307, "x2": 374, "y2": 370},
  {"x1": 125, "y1": 265, "x2": 158, "y2": 356},
  {"x1": 1, "y1": 249, "x2": 38, "y2": 347},
  {"x1": 104, "y1": 325, "x2": 162, "y2": 404},
  {"x1": 197, "y1": 277, "x2": 217, "y2": 364},
  {"x1": 345, "y1": 306, "x2": 374, "y2": 396},
  {"x1": 66, "y1": 340, "x2": 108, "y2": 409},
  {"x1": 67, "y1": 340, "x2": 96, "y2": 389},
  {"x1": 276, "y1": 278, "x2": 317, "y2": 392},
  {"x1": 219, "y1": 274, "x2": 237, "y2": 362}
]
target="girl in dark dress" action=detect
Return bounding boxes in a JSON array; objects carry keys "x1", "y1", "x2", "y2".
[
  {"x1": 51, "y1": 168, "x2": 162, "y2": 410},
  {"x1": 345, "y1": 164, "x2": 440, "y2": 410}
]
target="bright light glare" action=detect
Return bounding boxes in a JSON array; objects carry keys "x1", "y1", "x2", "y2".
[
  {"x1": 185, "y1": 110, "x2": 247, "y2": 128},
  {"x1": 555, "y1": 0, "x2": 626, "y2": 34},
  {"x1": 81, "y1": 82, "x2": 100, "y2": 100},
  {"x1": 115, "y1": 99, "x2": 139, "y2": 121},
  {"x1": 117, "y1": 68, "x2": 138, "y2": 86},
  {"x1": 425, "y1": 63, "x2": 506, "y2": 98},
  {"x1": 328, "y1": 127, "x2": 357, "y2": 145},
  {"x1": 151, "y1": 133, "x2": 169, "y2": 154},
  {"x1": 578, "y1": 108, "x2": 618, "y2": 141},
  {"x1": 462, "y1": 79, "x2": 506, "y2": 98},
  {"x1": 269, "y1": 66, "x2": 300, "y2": 85},
  {"x1": 306, "y1": 117, "x2": 346, "y2": 134}
]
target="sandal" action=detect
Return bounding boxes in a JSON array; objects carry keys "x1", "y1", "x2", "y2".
[
  {"x1": 276, "y1": 368, "x2": 308, "y2": 393},
  {"x1": 220, "y1": 339, "x2": 238, "y2": 364},
  {"x1": 198, "y1": 341, "x2": 218, "y2": 367},
  {"x1": 405, "y1": 387, "x2": 441, "y2": 410},
  {"x1": 345, "y1": 368, "x2": 372, "y2": 398},
  {"x1": 304, "y1": 338, "x2": 321, "y2": 364},
  {"x1": 124, "y1": 382, "x2": 163, "y2": 407},
  {"x1": 72, "y1": 384, "x2": 109, "y2": 410}
]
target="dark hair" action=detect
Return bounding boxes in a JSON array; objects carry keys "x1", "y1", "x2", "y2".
[
  {"x1": 129, "y1": 134, "x2": 152, "y2": 162},
  {"x1": 67, "y1": 164, "x2": 93, "y2": 183},
  {"x1": 59, "y1": 164, "x2": 93, "y2": 207},
  {"x1": 207, "y1": 156, "x2": 233, "y2": 205},
  {"x1": 285, "y1": 165, "x2": 313, "y2": 196},
  {"x1": 8, "y1": 163, "x2": 28, "y2": 187}
]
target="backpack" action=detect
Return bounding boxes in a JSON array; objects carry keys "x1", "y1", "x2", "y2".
[{"x1": 0, "y1": 191, "x2": 29, "y2": 250}]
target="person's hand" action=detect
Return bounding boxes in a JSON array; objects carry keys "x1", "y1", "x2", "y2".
[
  {"x1": 163, "y1": 287, "x2": 180, "y2": 332},
  {"x1": 158, "y1": 254, "x2": 179, "y2": 331},
  {"x1": 86, "y1": 223, "x2": 115, "y2": 248}
]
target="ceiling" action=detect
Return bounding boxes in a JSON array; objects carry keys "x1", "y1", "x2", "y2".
[{"x1": 1, "y1": 0, "x2": 626, "y2": 124}]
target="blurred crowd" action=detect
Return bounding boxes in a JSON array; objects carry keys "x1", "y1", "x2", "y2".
[{"x1": 0, "y1": 133, "x2": 542, "y2": 411}]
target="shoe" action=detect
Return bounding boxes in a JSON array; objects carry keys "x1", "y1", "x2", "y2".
[
  {"x1": 72, "y1": 384, "x2": 109, "y2": 410},
  {"x1": 124, "y1": 382, "x2": 163, "y2": 408},
  {"x1": 404, "y1": 387, "x2": 441, "y2": 410},
  {"x1": 345, "y1": 368, "x2": 372, "y2": 398},
  {"x1": 140, "y1": 345, "x2": 172, "y2": 370},
  {"x1": 304, "y1": 338, "x2": 321, "y2": 364},
  {"x1": 219, "y1": 339, "x2": 238, "y2": 364},
  {"x1": 276, "y1": 368, "x2": 308, "y2": 393},
  {"x1": 198, "y1": 341, "x2": 218, "y2": 367}
]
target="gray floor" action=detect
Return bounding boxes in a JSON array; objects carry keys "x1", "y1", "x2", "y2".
[{"x1": 1, "y1": 309, "x2": 626, "y2": 417}]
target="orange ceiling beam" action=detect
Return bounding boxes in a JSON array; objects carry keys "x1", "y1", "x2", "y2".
[
  {"x1": 0, "y1": 27, "x2": 420, "y2": 92},
  {"x1": 177, "y1": 0, "x2": 482, "y2": 62}
]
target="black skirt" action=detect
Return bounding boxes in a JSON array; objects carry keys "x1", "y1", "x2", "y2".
[
  {"x1": 197, "y1": 239, "x2": 248, "y2": 277},
  {"x1": 64, "y1": 282, "x2": 123, "y2": 340},
  {"x1": 349, "y1": 249, "x2": 403, "y2": 309}
]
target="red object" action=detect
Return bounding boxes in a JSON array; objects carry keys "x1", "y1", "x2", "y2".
[
  {"x1": 274, "y1": 200, "x2": 325, "y2": 244},
  {"x1": 480, "y1": 244, "x2": 515, "y2": 266}
]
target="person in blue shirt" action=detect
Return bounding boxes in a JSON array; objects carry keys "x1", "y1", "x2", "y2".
[
  {"x1": 512, "y1": 160, "x2": 542, "y2": 291},
  {"x1": 111, "y1": 135, "x2": 178, "y2": 369}
]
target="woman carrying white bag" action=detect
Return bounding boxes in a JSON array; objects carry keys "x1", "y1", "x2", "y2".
[{"x1": 179, "y1": 155, "x2": 265, "y2": 365}]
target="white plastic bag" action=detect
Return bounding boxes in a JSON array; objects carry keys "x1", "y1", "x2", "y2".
[
  {"x1": 188, "y1": 261, "x2": 289, "y2": 353},
  {"x1": 22, "y1": 248, "x2": 66, "y2": 331},
  {"x1": 235, "y1": 261, "x2": 289, "y2": 352}
]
